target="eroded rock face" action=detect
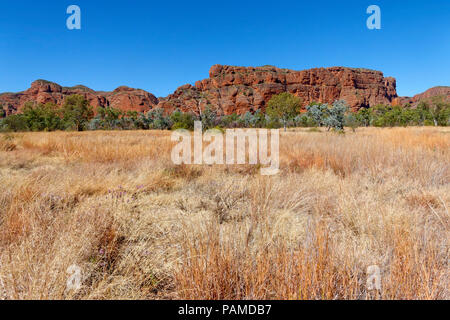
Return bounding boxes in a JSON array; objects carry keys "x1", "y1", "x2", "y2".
[
  {"x1": 0, "y1": 80, "x2": 159, "y2": 116},
  {"x1": 4, "y1": 66, "x2": 445, "y2": 118},
  {"x1": 158, "y1": 65, "x2": 398, "y2": 114}
]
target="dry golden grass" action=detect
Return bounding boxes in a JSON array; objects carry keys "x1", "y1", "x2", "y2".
[{"x1": 0, "y1": 127, "x2": 448, "y2": 300}]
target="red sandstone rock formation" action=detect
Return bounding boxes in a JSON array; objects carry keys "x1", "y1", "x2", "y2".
[
  {"x1": 2, "y1": 66, "x2": 446, "y2": 117},
  {"x1": 398, "y1": 86, "x2": 450, "y2": 107},
  {"x1": 158, "y1": 65, "x2": 398, "y2": 114},
  {"x1": 0, "y1": 80, "x2": 158, "y2": 116}
]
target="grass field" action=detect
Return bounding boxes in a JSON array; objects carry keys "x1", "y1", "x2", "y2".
[{"x1": 0, "y1": 127, "x2": 448, "y2": 300}]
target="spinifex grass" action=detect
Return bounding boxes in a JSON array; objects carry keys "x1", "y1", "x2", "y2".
[{"x1": 0, "y1": 127, "x2": 448, "y2": 299}]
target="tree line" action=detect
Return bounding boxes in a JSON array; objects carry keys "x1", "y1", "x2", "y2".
[{"x1": 0, "y1": 93, "x2": 449, "y2": 133}]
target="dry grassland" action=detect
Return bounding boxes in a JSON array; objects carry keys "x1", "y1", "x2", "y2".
[{"x1": 0, "y1": 127, "x2": 448, "y2": 299}]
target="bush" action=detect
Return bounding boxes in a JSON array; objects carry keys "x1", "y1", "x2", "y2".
[
  {"x1": 62, "y1": 95, "x2": 94, "y2": 131},
  {"x1": 22, "y1": 102, "x2": 62, "y2": 131},
  {"x1": 1, "y1": 114, "x2": 29, "y2": 132},
  {"x1": 87, "y1": 117, "x2": 103, "y2": 131},
  {"x1": 148, "y1": 108, "x2": 171, "y2": 130},
  {"x1": 372, "y1": 117, "x2": 386, "y2": 127},
  {"x1": 356, "y1": 108, "x2": 373, "y2": 127},
  {"x1": 170, "y1": 110, "x2": 195, "y2": 130},
  {"x1": 324, "y1": 100, "x2": 348, "y2": 131},
  {"x1": 306, "y1": 103, "x2": 328, "y2": 127},
  {"x1": 0, "y1": 105, "x2": 5, "y2": 118},
  {"x1": 266, "y1": 93, "x2": 302, "y2": 131},
  {"x1": 220, "y1": 113, "x2": 240, "y2": 128},
  {"x1": 200, "y1": 105, "x2": 217, "y2": 130},
  {"x1": 345, "y1": 114, "x2": 359, "y2": 132}
]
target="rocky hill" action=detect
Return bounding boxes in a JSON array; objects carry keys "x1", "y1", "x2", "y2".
[
  {"x1": 399, "y1": 86, "x2": 450, "y2": 106},
  {"x1": 0, "y1": 80, "x2": 159, "y2": 116},
  {"x1": 2, "y1": 65, "x2": 448, "y2": 116},
  {"x1": 158, "y1": 65, "x2": 398, "y2": 113}
]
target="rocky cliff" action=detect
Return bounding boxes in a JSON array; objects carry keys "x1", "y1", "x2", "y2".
[
  {"x1": 0, "y1": 80, "x2": 159, "y2": 116},
  {"x1": 158, "y1": 65, "x2": 398, "y2": 114}
]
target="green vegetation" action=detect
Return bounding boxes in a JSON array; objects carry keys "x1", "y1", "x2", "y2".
[
  {"x1": 62, "y1": 95, "x2": 94, "y2": 131},
  {"x1": 170, "y1": 109, "x2": 195, "y2": 130},
  {"x1": 22, "y1": 102, "x2": 62, "y2": 131},
  {"x1": 1, "y1": 93, "x2": 449, "y2": 133},
  {"x1": 266, "y1": 92, "x2": 302, "y2": 131},
  {"x1": 356, "y1": 97, "x2": 450, "y2": 127}
]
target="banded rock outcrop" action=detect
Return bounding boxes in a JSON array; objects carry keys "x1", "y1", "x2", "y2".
[
  {"x1": 158, "y1": 65, "x2": 398, "y2": 114},
  {"x1": 0, "y1": 80, "x2": 159, "y2": 116}
]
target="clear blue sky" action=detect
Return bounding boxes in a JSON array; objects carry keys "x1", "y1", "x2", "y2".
[{"x1": 0, "y1": 0, "x2": 449, "y2": 97}]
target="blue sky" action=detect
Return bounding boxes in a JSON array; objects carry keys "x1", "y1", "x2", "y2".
[{"x1": 0, "y1": 0, "x2": 448, "y2": 97}]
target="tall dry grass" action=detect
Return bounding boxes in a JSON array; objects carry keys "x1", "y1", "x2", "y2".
[{"x1": 0, "y1": 127, "x2": 448, "y2": 299}]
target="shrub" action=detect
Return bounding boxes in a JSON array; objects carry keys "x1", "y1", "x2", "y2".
[
  {"x1": 1, "y1": 114, "x2": 29, "y2": 132},
  {"x1": 148, "y1": 108, "x2": 171, "y2": 130},
  {"x1": 345, "y1": 114, "x2": 359, "y2": 132},
  {"x1": 170, "y1": 110, "x2": 195, "y2": 130},
  {"x1": 22, "y1": 102, "x2": 62, "y2": 131},
  {"x1": 373, "y1": 117, "x2": 386, "y2": 127},
  {"x1": 266, "y1": 93, "x2": 302, "y2": 131},
  {"x1": 0, "y1": 105, "x2": 5, "y2": 118},
  {"x1": 356, "y1": 108, "x2": 373, "y2": 127},
  {"x1": 220, "y1": 113, "x2": 240, "y2": 128},
  {"x1": 323, "y1": 100, "x2": 348, "y2": 131},
  {"x1": 87, "y1": 117, "x2": 103, "y2": 131},
  {"x1": 62, "y1": 95, "x2": 94, "y2": 131},
  {"x1": 306, "y1": 103, "x2": 328, "y2": 127},
  {"x1": 239, "y1": 111, "x2": 257, "y2": 128},
  {"x1": 200, "y1": 105, "x2": 217, "y2": 130}
]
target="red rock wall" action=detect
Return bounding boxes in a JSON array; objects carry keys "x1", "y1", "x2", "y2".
[{"x1": 158, "y1": 65, "x2": 398, "y2": 114}]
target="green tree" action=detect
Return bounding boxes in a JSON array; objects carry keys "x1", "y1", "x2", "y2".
[
  {"x1": 135, "y1": 112, "x2": 153, "y2": 130},
  {"x1": 430, "y1": 96, "x2": 450, "y2": 126},
  {"x1": 170, "y1": 109, "x2": 195, "y2": 130},
  {"x1": 399, "y1": 106, "x2": 420, "y2": 126},
  {"x1": 220, "y1": 113, "x2": 240, "y2": 128},
  {"x1": 62, "y1": 95, "x2": 93, "y2": 131},
  {"x1": 345, "y1": 113, "x2": 359, "y2": 132},
  {"x1": 324, "y1": 100, "x2": 348, "y2": 131},
  {"x1": 1, "y1": 114, "x2": 28, "y2": 132},
  {"x1": 306, "y1": 103, "x2": 329, "y2": 127},
  {"x1": 201, "y1": 105, "x2": 218, "y2": 129},
  {"x1": 148, "y1": 108, "x2": 171, "y2": 130},
  {"x1": 266, "y1": 93, "x2": 302, "y2": 131},
  {"x1": 239, "y1": 111, "x2": 259, "y2": 128},
  {"x1": 383, "y1": 106, "x2": 403, "y2": 127},
  {"x1": 417, "y1": 102, "x2": 433, "y2": 125},
  {"x1": 293, "y1": 114, "x2": 315, "y2": 127},
  {"x1": 22, "y1": 102, "x2": 62, "y2": 131},
  {"x1": 0, "y1": 104, "x2": 5, "y2": 118},
  {"x1": 356, "y1": 108, "x2": 373, "y2": 127},
  {"x1": 97, "y1": 106, "x2": 123, "y2": 129}
]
